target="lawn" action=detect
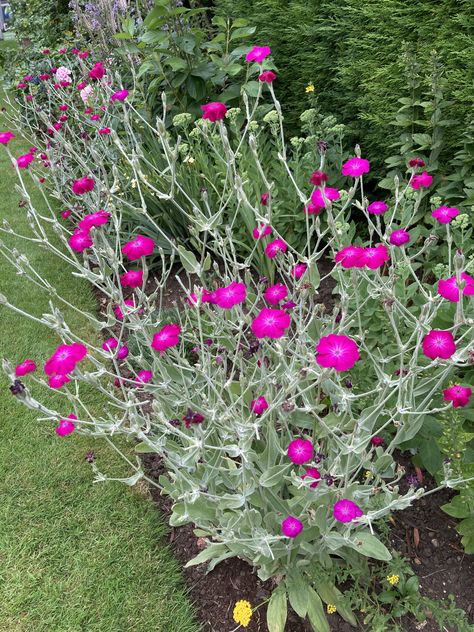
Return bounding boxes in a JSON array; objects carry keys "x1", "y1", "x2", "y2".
[{"x1": 0, "y1": 86, "x2": 199, "y2": 631}]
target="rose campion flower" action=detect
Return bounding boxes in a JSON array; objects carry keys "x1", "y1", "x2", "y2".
[
  {"x1": 287, "y1": 438, "x2": 314, "y2": 464},
  {"x1": 281, "y1": 301, "x2": 297, "y2": 309},
  {"x1": 89, "y1": 62, "x2": 106, "y2": 80},
  {"x1": 310, "y1": 187, "x2": 340, "y2": 211},
  {"x1": 362, "y1": 244, "x2": 390, "y2": 269},
  {"x1": 39, "y1": 73, "x2": 50, "y2": 80},
  {"x1": 0, "y1": 131, "x2": 15, "y2": 145},
  {"x1": 17, "y1": 153, "x2": 34, "y2": 169},
  {"x1": 136, "y1": 369, "x2": 153, "y2": 384},
  {"x1": 410, "y1": 171, "x2": 433, "y2": 189},
  {"x1": 79, "y1": 209, "x2": 110, "y2": 231},
  {"x1": 122, "y1": 234, "x2": 155, "y2": 261},
  {"x1": 151, "y1": 324, "x2": 181, "y2": 351},
  {"x1": 55, "y1": 414, "x2": 77, "y2": 437},
  {"x1": 200, "y1": 102, "x2": 227, "y2": 122},
  {"x1": 214, "y1": 282, "x2": 247, "y2": 309},
  {"x1": 316, "y1": 334, "x2": 360, "y2": 371},
  {"x1": 251, "y1": 308, "x2": 291, "y2": 339},
  {"x1": 245, "y1": 46, "x2": 271, "y2": 62},
  {"x1": 371, "y1": 436, "x2": 384, "y2": 447},
  {"x1": 437, "y1": 273, "x2": 474, "y2": 302},
  {"x1": 409, "y1": 157, "x2": 425, "y2": 168},
  {"x1": 260, "y1": 192, "x2": 270, "y2": 205},
  {"x1": 250, "y1": 396, "x2": 269, "y2": 415},
  {"x1": 335, "y1": 245, "x2": 365, "y2": 269},
  {"x1": 309, "y1": 170, "x2": 328, "y2": 186},
  {"x1": 61, "y1": 210, "x2": 72, "y2": 219},
  {"x1": 15, "y1": 359, "x2": 37, "y2": 377},
  {"x1": 44, "y1": 343, "x2": 87, "y2": 376},
  {"x1": 49, "y1": 374, "x2": 70, "y2": 389},
  {"x1": 259, "y1": 70, "x2": 276, "y2": 83},
  {"x1": 341, "y1": 157, "x2": 370, "y2": 177},
  {"x1": 120, "y1": 270, "x2": 143, "y2": 289},
  {"x1": 264, "y1": 238, "x2": 287, "y2": 259},
  {"x1": 72, "y1": 176, "x2": 95, "y2": 195},
  {"x1": 252, "y1": 224, "x2": 272, "y2": 239},
  {"x1": 301, "y1": 467, "x2": 321, "y2": 488},
  {"x1": 114, "y1": 298, "x2": 137, "y2": 320},
  {"x1": 422, "y1": 330, "x2": 456, "y2": 360},
  {"x1": 202, "y1": 289, "x2": 218, "y2": 305},
  {"x1": 443, "y1": 385, "x2": 472, "y2": 408},
  {"x1": 102, "y1": 337, "x2": 118, "y2": 352},
  {"x1": 110, "y1": 89, "x2": 129, "y2": 102},
  {"x1": 264, "y1": 283, "x2": 288, "y2": 305},
  {"x1": 98, "y1": 127, "x2": 111, "y2": 135},
  {"x1": 68, "y1": 230, "x2": 93, "y2": 253},
  {"x1": 291, "y1": 263, "x2": 307, "y2": 279},
  {"x1": 281, "y1": 516, "x2": 303, "y2": 538},
  {"x1": 90, "y1": 114, "x2": 101, "y2": 121},
  {"x1": 79, "y1": 50, "x2": 90, "y2": 58},
  {"x1": 367, "y1": 201, "x2": 388, "y2": 215},
  {"x1": 432, "y1": 206, "x2": 460, "y2": 224},
  {"x1": 117, "y1": 345, "x2": 129, "y2": 360},
  {"x1": 389, "y1": 229, "x2": 410, "y2": 246},
  {"x1": 333, "y1": 499, "x2": 363, "y2": 523}
]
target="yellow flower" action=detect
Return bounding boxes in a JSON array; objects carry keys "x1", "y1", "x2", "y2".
[
  {"x1": 233, "y1": 600, "x2": 253, "y2": 628},
  {"x1": 306, "y1": 83, "x2": 315, "y2": 93},
  {"x1": 327, "y1": 604, "x2": 337, "y2": 614},
  {"x1": 364, "y1": 470, "x2": 373, "y2": 479},
  {"x1": 387, "y1": 574, "x2": 399, "y2": 586}
]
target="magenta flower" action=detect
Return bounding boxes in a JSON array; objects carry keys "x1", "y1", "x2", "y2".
[
  {"x1": 341, "y1": 157, "x2": 370, "y2": 178},
  {"x1": 422, "y1": 330, "x2": 456, "y2": 360},
  {"x1": 251, "y1": 308, "x2": 291, "y2": 339},
  {"x1": 114, "y1": 298, "x2": 137, "y2": 320},
  {"x1": 432, "y1": 206, "x2": 460, "y2": 224},
  {"x1": 0, "y1": 131, "x2": 15, "y2": 145},
  {"x1": 281, "y1": 301, "x2": 297, "y2": 309},
  {"x1": 260, "y1": 192, "x2": 270, "y2": 206},
  {"x1": 281, "y1": 515, "x2": 303, "y2": 538},
  {"x1": 438, "y1": 273, "x2": 474, "y2": 302},
  {"x1": 102, "y1": 337, "x2": 118, "y2": 352},
  {"x1": 309, "y1": 170, "x2": 328, "y2": 186},
  {"x1": 287, "y1": 438, "x2": 314, "y2": 465},
  {"x1": 59, "y1": 104, "x2": 69, "y2": 111},
  {"x1": 259, "y1": 70, "x2": 276, "y2": 83},
  {"x1": 214, "y1": 282, "x2": 247, "y2": 309},
  {"x1": 72, "y1": 176, "x2": 95, "y2": 195},
  {"x1": 409, "y1": 157, "x2": 425, "y2": 168},
  {"x1": 245, "y1": 46, "x2": 271, "y2": 62},
  {"x1": 136, "y1": 369, "x2": 153, "y2": 384},
  {"x1": 250, "y1": 396, "x2": 269, "y2": 415},
  {"x1": 333, "y1": 499, "x2": 363, "y2": 523},
  {"x1": 99, "y1": 127, "x2": 111, "y2": 135},
  {"x1": 122, "y1": 234, "x2": 155, "y2": 261},
  {"x1": 252, "y1": 224, "x2": 272, "y2": 239},
  {"x1": 44, "y1": 343, "x2": 87, "y2": 376},
  {"x1": 39, "y1": 73, "x2": 50, "y2": 80},
  {"x1": 291, "y1": 263, "x2": 307, "y2": 279},
  {"x1": 15, "y1": 359, "x2": 37, "y2": 377},
  {"x1": 310, "y1": 187, "x2": 340, "y2": 211},
  {"x1": 443, "y1": 385, "x2": 472, "y2": 408},
  {"x1": 371, "y1": 436, "x2": 384, "y2": 447},
  {"x1": 362, "y1": 244, "x2": 390, "y2": 270},
  {"x1": 264, "y1": 238, "x2": 287, "y2": 259},
  {"x1": 264, "y1": 283, "x2": 288, "y2": 305},
  {"x1": 367, "y1": 201, "x2": 388, "y2": 215},
  {"x1": 117, "y1": 345, "x2": 129, "y2": 360},
  {"x1": 49, "y1": 374, "x2": 71, "y2": 389},
  {"x1": 202, "y1": 289, "x2": 218, "y2": 305},
  {"x1": 316, "y1": 334, "x2": 360, "y2": 371},
  {"x1": 89, "y1": 62, "x2": 106, "y2": 80},
  {"x1": 55, "y1": 414, "x2": 77, "y2": 437},
  {"x1": 79, "y1": 209, "x2": 110, "y2": 231},
  {"x1": 301, "y1": 466, "x2": 321, "y2": 488},
  {"x1": 410, "y1": 171, "x2": 433, "y2": 190},
  {"x1": 17, "y1": 153, "x2": 34, "y2": 169},
  {"x1": 110, "y1": 89, "x2": 129, "y2": 102},
  {"x1": 334, "y1": 245, "x2": 365, "y2": 269},
  {"x1": 120, "y1": 270, "x2": 143, "y2": 289},
  {"x1": 389, "y1": 229, "x2": 410, "y2": 246},
  {"x1": 200, "y1": 102, "x2": 227, "y2": 122},
  {"x1": 151, "y1": 323, "x2": 181, "y2": 351},
  {"x1": 68, "y1": 230, "x2": 93, "y2": 253}
]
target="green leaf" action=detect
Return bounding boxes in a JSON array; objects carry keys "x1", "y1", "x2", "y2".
[
  {"x1": 316, "y1": 582, "x2": 357, "y2": 626},
  {"x1": 442, "y1": 495, "x2": 471, "y2": 519},
  {"x1": 419, "y1": 440, "x2": 443, "y2": 475},
  {"x1": 267, "y1": 585, "x2": 287, "y2": 632},
  {"x1": 287, "y1": 571, "x2": 309, "y2": 618},
  {"x1": 230, "y1": 26, "x2": 256, "y2": 40},
  {"x1": 307, "y1": 587, "x2": 330, "y2": 632},
  {"x1": 178, "y1": 246, "x2": 199, "y2": 274},
  {"x1": 242, "y1": 80, "x2": 261, "y2": 98},
  {"x1": 259, "y1": 464, "x2": 291, "y2": 488},
  {"x1": 134, "y1": 441, "x2": 153, "y2": 453},
  {"x1": 184, "y1": 543, "x2": 228, "y2": 567},
  {"x1": 347, "y1": 532, "x2": 392, "y2": 561}
]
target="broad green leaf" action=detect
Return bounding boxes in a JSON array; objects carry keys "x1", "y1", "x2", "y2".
[
  {"x1": 134, "y1": 441, "x2": 153, "y2": 453},
  {"x1": 316, "y1": 581, "x2": 357, "y2": 626},
  {"x1": 347, "y1": 532, "x2": 392, "y2": 561},
  {"x1": 185, "y1": 543, "x2": 228, "y2": 567},
  {"x1": 178, "y1": 245, "x2": 199, "y2": 274},
  {"x1": 230, "y1": 26, "x2": 256, "y2": 40},
  {"x1": 287, "y1": 570, "x2": 309, "y2": 618},
  {"x1": 307, "y1": 588, "x2": 330, "y2": 632},
  {"x1": 259, "y1": 464, "x2": 291, "y2": 487},
  {"x1": 267, "y1": 585, "x2": 287, "y2": 632},
  {"x1": 442, "y1": 495, "x2": 471, "y2": 519}
]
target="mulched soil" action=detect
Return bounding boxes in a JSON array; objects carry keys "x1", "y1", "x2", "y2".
[{"x1": 95, "y1": 259, "x2": 473, "y2": 631}]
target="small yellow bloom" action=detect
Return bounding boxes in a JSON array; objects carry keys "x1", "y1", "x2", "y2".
[
  {"x1": 306, "y1": 83, "x2": 315, "y2": 93},
  {"x1": 233, "y1": 600, "x2": 252, "y2": 628},
  {"x1": 387, "y1": 574, "x2": 399, "y2": 586},
  {"x1": 364, "y1": 470, "x2": 373, "y2": 479},
  {"x1": 327, "y1": 604, "x2": 337, "y2": 614}
]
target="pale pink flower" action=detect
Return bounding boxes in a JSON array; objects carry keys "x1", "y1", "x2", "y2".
[
  {"x1": 214, "y1": 282, "x2": 247, "y2": 309},
  {"x1": 333, "y1": 499, "x2": 363, "y2": 523},
  {"x1": 80, "y1": 84, "x2": 94, "y2": 104},
  {"x1": 200, "y1": 102, "x2": 227, "y2": 122},
  {"x1": 432, "y1": 206, "x2": 460, "y2": 224},
  {"x1": 122, "y1": 234, "x2": 155, "y2": 261},
  {"x1": 341, "y1": 157, "x2": 370, "y2": 177},
  {"x1": 422, "y1": 330, "x2": 456, "y2": 360},
  {"x1": 151, "y1": 324, "x2": 181, "y2": 351},
  {"x1": 281, "y1": 515, "x2": 303, "y2": 538},
  {"x1": 55, "y1": 414, "x2": 77, "y2": 436},
  {"x1": 250, "y1": 396, "x2": 268, "y2": 415},
  {"x1": 438, "y1": 273, "x2": 474, "y2": 302},
  {"x1": 367, "y1": 201, "x2": 388, "y2": 215},
  {"x1": 264, "y1": 283, "x2": 288, "y2": 305},
  {"x1": 251, "y1": 308, "x2": 291, "y2": 339},
  {"x1": 443, "y1": 385, "x2": 472, "y2": 408},
  {"x1": 287, "y1": 438, "x2": 314, "y2": 464},
  {"x1": 389, "y1": 229, "x2": 410, "y2": 246},
  {"x1": 55, "y1": 66, "x2": 72, "y2": 83},
  {"x1": 245, "y1": 46, "x2": 271, "y2": 62},
  {"x1": 264, "y1": 238, "x2": 287, "y2": 259},
  {"x1": 315, "y1": 334, "x2": 360, "y2": 371}
]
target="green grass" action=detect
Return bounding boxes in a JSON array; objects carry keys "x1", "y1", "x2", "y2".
[{"x1": 0, "y1": 98, "x2": 199, "y2": 631}]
